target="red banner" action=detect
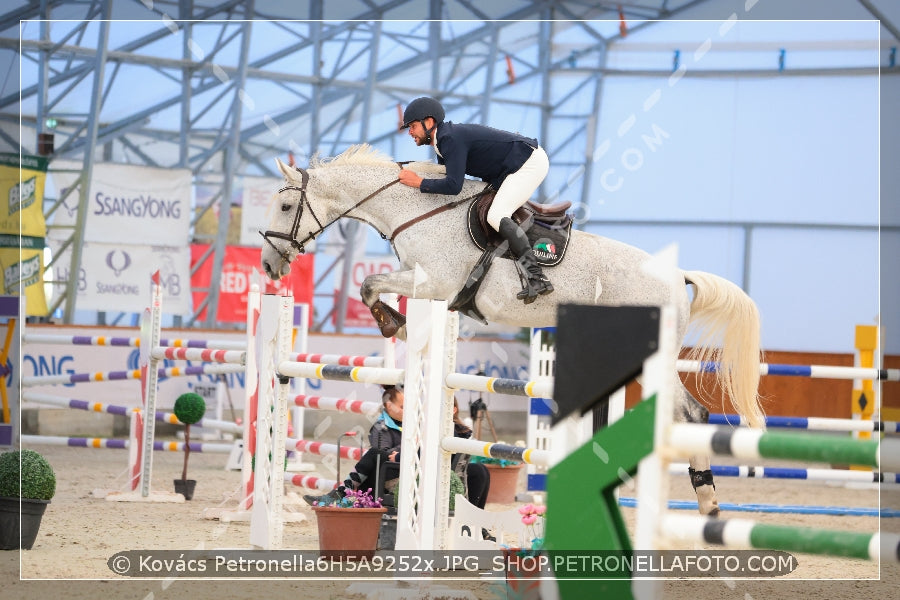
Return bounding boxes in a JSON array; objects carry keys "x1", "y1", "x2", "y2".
[
  {"x1": 333, "y1": 257, "x2": 401, "y2": 329},
  {"x1": 191, "y1": 244, "x2": 314, "y2": 324}
]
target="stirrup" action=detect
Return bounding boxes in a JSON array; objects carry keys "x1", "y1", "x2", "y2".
[{"x1": 515, "y1": 276, "x2": 553, "y2": 304}]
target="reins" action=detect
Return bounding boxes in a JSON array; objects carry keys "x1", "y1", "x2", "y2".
[
  {"x1": 261, "y1": 161, "x2": 486, "y2": 261},
  {"x1": 389, "y1": 187, "x2": 488, "y2": 242}
]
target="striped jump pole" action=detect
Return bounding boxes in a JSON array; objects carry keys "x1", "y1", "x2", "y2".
[
  {"x1": 22, "y1": 333, "x2": 246, "y2": 351},
  {"x1": 150, "y1": 346, "x2": 246, "y2": 365},
  {"x1": 23, "y1": 333, "x2": 142, "y2": 347},
  {"x1": 444, "y1": 372, "x2": 554, "y2": 398},
  {"x1": 661, "y1": 513, "x2": 900, "y2": 561},
  {"x1": 668, "y1": 461, "x2": 900, "y2": 484},
  {"x1": 292, "y1": 394, "x2": 381, "y2": 416},
  {"x1": 440, "y1": 437, "x2": 551, "y2": 467},
  {"x1": 23, "y1": 434, "x2": 232, "y2": 453},
  {"x1": 667, "y1": 423, "x2": 900, "y2": 472},
  {"x1": 22, "y1": 363, "x2": 243, "y2": 386},
  {"x1": 677, "y1": 359, "x2": 900, "y2": 381},
  {"x1": 288, "y1": 352, "x2": 384, "y2": 367},
  {"x1": 289, "y1": 473, "x2": 339, "y2": 493},
  {"x1": 286, "y1": 437, "x2": 363, "y2": 461},
  {"x1": 276, "y1": 361, "x2": 404, "y2": 387},
  {"x1": 709, "y1": 413, "x2": 900, "y2": 434},
  {"x1": 618, "y1": 497, "x2": 897, "y2": 517},
  {"x1": 24, "y1": 392, "x2": 243, "y2": 435}
]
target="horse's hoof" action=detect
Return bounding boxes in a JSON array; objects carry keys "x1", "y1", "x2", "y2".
[
  {"x1": 370, "y1": 300, "x2": 406, "y2": 338},
  {"x1": 694, "y1": 483, "x2": 720, "y2": 517},
  {"x1": 379, "y1": 322, "x2": 399, "y2": 338}
]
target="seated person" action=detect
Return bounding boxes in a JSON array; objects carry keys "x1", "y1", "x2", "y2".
[
  {"x1": 450, "y1": 398, "x2": 490, "y2": 509},
  {"x1": 303, "y1": 384, "x2": 403, "y2": 506},
  {"x1": 303, "y1": 387, "x2": 490, "y2": 509}
]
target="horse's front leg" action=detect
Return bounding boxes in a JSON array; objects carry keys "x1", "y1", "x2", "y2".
[{"x1": 360, "y1": 269, "x2": 426, "y2": 339}]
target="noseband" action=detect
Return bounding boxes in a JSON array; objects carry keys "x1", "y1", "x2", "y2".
[{"x1": 260, "y1": 165, "x2": 402, "y2": 266}]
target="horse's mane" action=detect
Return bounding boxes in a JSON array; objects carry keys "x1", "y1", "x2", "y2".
[{"x1": 309, "y1": 143, "x2": 445, "y2": 174}]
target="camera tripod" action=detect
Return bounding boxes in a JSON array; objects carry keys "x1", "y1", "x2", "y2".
[{"x1": 469, "y1": 397, "x2": 498, "y2": 442}]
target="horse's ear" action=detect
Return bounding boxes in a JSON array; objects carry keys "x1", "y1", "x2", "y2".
[{"x1": 275, "y1": 157, "x2": 294, "y2": 179}]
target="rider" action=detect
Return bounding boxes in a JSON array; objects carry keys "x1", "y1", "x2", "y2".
[{"x1": 397, "y1": 96, "x2": 553, "y2": 304}]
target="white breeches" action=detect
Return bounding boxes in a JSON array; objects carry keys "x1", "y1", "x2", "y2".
[{"x1": 486, "y1": 146, "x2": 550, "y2": 231}]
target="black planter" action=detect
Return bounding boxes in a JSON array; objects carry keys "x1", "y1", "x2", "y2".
[
  {"x1": 173, "y1": 479, "x2": 196, "y2": 500},
  {"x1": 0, "y1": 496, "x2": 50, "y2": 550}
]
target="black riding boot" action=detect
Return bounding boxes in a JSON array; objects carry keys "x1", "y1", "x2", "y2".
[{"x1": 498, "y1": 217, "x2": 554, "y2": 304}]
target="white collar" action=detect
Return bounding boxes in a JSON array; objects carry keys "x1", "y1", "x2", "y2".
[{"x1": 432, "y1": 127, "x2": 442, "y2": 158}]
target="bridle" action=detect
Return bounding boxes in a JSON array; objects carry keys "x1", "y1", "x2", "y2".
[
  {"x1": 260, "y1": 162, "x2": 485, "y2": 268},
  {"x1": 259, "y1": 166, "x2": 402, "y2": 264}
]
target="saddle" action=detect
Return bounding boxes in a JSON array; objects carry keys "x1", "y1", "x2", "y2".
[
  {"x1": 466, "y1": 189, "x2": 573, "y2": 266},
  {"x1": 450, "y1": 188, "x2": 574, "y2": 324}
]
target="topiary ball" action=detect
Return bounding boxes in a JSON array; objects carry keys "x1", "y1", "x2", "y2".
[
  {"x1": 173, "y1": 392, "x2": 206, "y2": 426},
  {"x1": 0, "y1": 449, "x2": 56, "y2": 500}
]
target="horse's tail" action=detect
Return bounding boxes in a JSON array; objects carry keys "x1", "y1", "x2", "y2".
[{"x1": 683, "y1": 270, "x2": 765, "y2": 429}]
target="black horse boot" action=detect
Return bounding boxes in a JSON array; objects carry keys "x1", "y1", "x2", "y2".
[{"x1": 498, "y1": 217, "x2": 554, "y2": 304}]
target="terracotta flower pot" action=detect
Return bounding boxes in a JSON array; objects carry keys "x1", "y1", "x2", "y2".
[
  {"x1": 312, "y1": 505, "x2": 387, "y2": 561},
  {"x1": 502, "y1": 547, "x2": 543, "y2": 599},
  {"x1": 484, "y1": 462, "x2": 524, "y2": 504}
]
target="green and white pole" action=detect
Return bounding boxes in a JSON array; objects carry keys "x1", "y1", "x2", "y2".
[
  {"x1": 662, "y1": 513, "x2": 900, "y2": 562},
  {"x1": 668, "y1": 423, "x2": 900, "y2": 472}
]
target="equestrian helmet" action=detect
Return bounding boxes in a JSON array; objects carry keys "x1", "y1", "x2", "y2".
[{"x1": 402, "y1": 97, "x2": 445, "y2": 128}]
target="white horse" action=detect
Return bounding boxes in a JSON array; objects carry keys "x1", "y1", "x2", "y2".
[{"x1": 261, "y1": 144, "x2": 765, "y2": 515}]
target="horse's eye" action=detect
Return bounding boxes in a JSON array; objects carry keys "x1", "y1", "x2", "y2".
[{"x1": 281, "y1": 203, "x2": 291, "y2": 212}]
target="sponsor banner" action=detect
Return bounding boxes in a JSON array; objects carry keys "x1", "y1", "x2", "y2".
[
  {"x1": 333, "y1": 257, "x2": 400, "y2": 328},
  {"x1": 190, "y1": 244, "x2": 314, "y2": 324},
  {"x1": 47, "y1": 241, "x2": 191, "y2": 315},
  {"x1": 0, "y1": 153, "x2": 48, "y2": 239},
  {"x1": 238, "y1": 175, "x2": 280, "y2": 247},
  {"x1": 21, "y1": 327, "x2": 530, "y2": 412},
  {"x1": 48, "y1": 160, "x2": 191, "y2": 246},
  {"x1": 0, "y1": 246, "x2": 48, "y2": 316}
]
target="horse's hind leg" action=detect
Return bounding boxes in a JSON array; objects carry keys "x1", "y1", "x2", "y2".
[{"x1": 676, "y1": 383, "x2": 720, "y2": 517}]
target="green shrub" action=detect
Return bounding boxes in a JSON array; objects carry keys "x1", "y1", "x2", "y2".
[
  {"x1": 0, "y1": 450, "x2": 56, "y2": 500},
  {"x1": 448, "y1": 470, "x2": 465, "y2": 511},
  {"x1": 174, "y1": 392, "x2": 206, "y2": 425}
]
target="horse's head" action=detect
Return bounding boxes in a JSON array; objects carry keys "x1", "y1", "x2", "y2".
[{"x1": 260, "y1": 157, "x2": 324, "y2": 280}]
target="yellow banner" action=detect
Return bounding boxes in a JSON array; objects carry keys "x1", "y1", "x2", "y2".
[
  {"x1": 0, "y1": 246, "x2": 48, "y2": 316},
  {"x1": 0, "y1": 153, "x2": 48, "y2": 240}
]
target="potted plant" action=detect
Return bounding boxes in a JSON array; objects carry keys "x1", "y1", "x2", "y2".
[
  {"x1": 173, "y1": 392, "x2": 206, "y2": 500},
  {"x1": 469, "y1": 455, "x2": 524, "y2": 504},
  {"x1": 310, "y1": 488, "x2": 387, "y2": 560},
  {"x1": 0, "y1": 449, "x2": 57, "y2": 550}
]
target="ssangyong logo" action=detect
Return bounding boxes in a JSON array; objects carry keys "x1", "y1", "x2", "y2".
[
  {"x1": 3, "y1": 254, "x2": 42, "y2": 290},
  {"x1": 8, "y1": 176, "x2": 36, "y2": 214},
  {"x1": 106, "y1": 250, "x2": 132, "y2": 277}
]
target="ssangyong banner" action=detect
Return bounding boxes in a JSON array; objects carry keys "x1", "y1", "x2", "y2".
[
  {"x1": 47, "y1": 240, "x2": 191, "y2": 315},
  {"x1": 238, "y1": 175, "x2": 281, "y2": 247},
  {"x1": 48, "y1": 160, "x2": 191, "y2": 246},
  {"x1": 191, "y1": 244, "x2": 314, "y2": 324}
]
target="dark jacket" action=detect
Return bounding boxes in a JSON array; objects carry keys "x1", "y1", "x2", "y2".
[
  {"x1": 368, "y1": 411, "x2": 402, "y2": 460},
  {"x1": 419, "y1": 121, "x2": 538, "y2": 196}
]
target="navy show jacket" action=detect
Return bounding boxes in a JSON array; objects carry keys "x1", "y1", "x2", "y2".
[{"x1": 418, "y1": 121, "x2": 538, "y2": 196}]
